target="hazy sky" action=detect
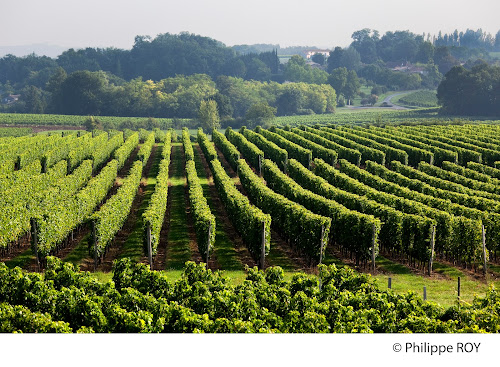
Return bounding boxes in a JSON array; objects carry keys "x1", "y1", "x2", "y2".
[{"x1": 1, "y1": 0, "x2": 499, "y2": 50}]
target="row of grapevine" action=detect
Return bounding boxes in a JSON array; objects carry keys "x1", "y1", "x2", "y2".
[
  {"x1": 91, "y1": 131, "x2": 124, "y2": 172},
  {"x1": 314, "y1": 159, "x2": 484, "y2": 265},
  {"x1": 287, "y1": 158, "x2": 434, "y2": 263},
  {"x1": 269, "y1": 127, "x2": 338, "y2": 166},
  {"x1": 262, "y1": 158, "x2": 380, "y2": 263},
  {"x1": 343, "y1": 125, "x2": 434, "y2": 166},
  {"x1": 240, "y1": 127, "x2": 288, "y2": 172},
  {"x1": 224, "y1": 127, "x2": 263, "y2": 170},
  {"x1": 393, "y1": 126, "x2": 481, "y2": 165},
  {"x1": 183, "y1": 128, "x2": 194, "y2": 161},
  {"x1": 337, "y1": 159, "x2": 500, "y2": 256},
  {"x1": 304, "y1": 126, "x2": 385, "y2": 165},
  {"x1": 288, "y1": 127, "x2": 361, "y2": 165},
  {"x1": 418, "y1": 161, "x2": 500, "y2": 196},
  {"x1": 237, "y1": 158, "x2": 331, "y2": 263},
  {"x1": 255, "y1": 126, "x2": 312, "y2": 168},
  {"x1": 142, "y1": 132, "x2": 172, "y2": 258},
  {"x1": 391, "y1": 160, "x2": 500, "y2": 202},
  {"x1": 363, "y1": 126, "x2": 458, "y2": 166},
  {"x1": 467, "y1": 161, "x2": 500, "y2": 179},
  {"x1": 441, "y1": 161, "x2": 500, "y2": 185},
  {"x1": 321, "y1": 126, "x2": 409, "y2": 165},
  {"x1": 41, "y1": 133, "x2": 90, "y2": 171},
  {"x1": 403, "y1": 125, "x2": 500, "y2": 165},
  {"x1": 201, "y1": 129, "x2": 271, "y2": 265},
  {"x1": 212, "y1": 130, "x2": 240, "y2": 169},
  {"x1": 114, "y1": 132, "x2": 139, "y2": 169},
  {"x1": 197, "y1": 129, "x2": 217, "y2": 161},
  {"x1": 137, "y1": 132, "x2": 156, "y2": 166},
  {"x1": 184, "y1": 131, "x2": 215, "y2": 260},
  {"x1": 0, "y1": 161, "x2": 68, "y2": 250},
  {"x1": 92, "y1": 160, "x2": 143, "y2": 257}
]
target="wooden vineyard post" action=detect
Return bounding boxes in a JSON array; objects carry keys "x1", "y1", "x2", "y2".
[
  {"x1": 206, "y1": 223, "x2": 211, "y2": 267},
  {"x1": 423, "y1": 286, "x2": 427, "y2": 301},
  {"x1": 428, "y1": 225, "x2": 436, "y2": 276},
  {"x1": 457, "y1": 276, "x2": 461, "y2": 300},
  {"x1": 388, "y1": 277, "x2": 392, "y2": 289},
  {"x1": 482, "y1": 225, "x2": 487, "y2": 276},
  {"x1": 146, "y1": 223, "x2": 153, "y2": 270},
  {"x1": 319, "y1": 225, "x2": 325, "y2": 265},
  {"x1": 371, "y1": 223, "x2": 376, "y2": 274},
  {"x1": 30, "y1": 218, "x2": 40, "y2": 271},
  {"x1": 260, "y1": 221, "x2": 266, "y2": 270},
  {"x1": 92, "y1": 221, "x2": 98, "y2": 271},
  {"x1": 258, "y1": 155, "x2": 263, "y2": 177}
]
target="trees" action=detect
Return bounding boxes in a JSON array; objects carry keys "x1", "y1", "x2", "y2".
[
  {"x1": 344, "y1": 70, "x2": 361, "y2": 105},
  {"x1": 437, "y1": 63, "x2": 500, "y2": 116},
  {"x1": 21, "y1": 85, "x2": 46, "y2": 114},
  {"x1": 415, "y1": 42, "x2": 435, "y2": 64},
  {"x1": 328, "y1": 68, "x2": 360, "y2": 105},
  {"x1": 245, "y1": 102, "x2": 276, "y2": 128},
  {"x1": 276, "y1": 88, "x2": 303, "y2": 116},
  {"x1": 199, "y1": 99, "x2": 220, "y2": 132},
  {"x1": 50, "y1": 70, "x2": 107, "y2": 115},
  {"x1": 284, "y1": 55, "x2": 328, "y2": 84},
  {"x1": 328, "y1": 67, "x2": 348, "y2": 101},
  {"x1": 350, "y1": 28, "x2": 379, "y2": 64},
  {"x1": 311, "y1": 53, "x2": 325, "y2": 66}
]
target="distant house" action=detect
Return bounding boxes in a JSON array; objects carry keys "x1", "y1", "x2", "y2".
[
  {"x1": 305, "y1": 60, "x2": 324, "y2": 69},
  {"x1": 391, "y1": 62, "x2": 426, "y2": 75},
  {"x1": 304, "y1": 49, "x2": 330, "y2": 59},
  {"x1": 2, "y1": 94, "x2": 20, "y2": 104}
]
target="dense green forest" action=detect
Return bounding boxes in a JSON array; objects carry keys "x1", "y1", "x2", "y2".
[
  {"x1": 438, "y1": 62, "x2": 500, "y2": 116},
  {"x1": 1, "y1": 29, "x2": 499, "y2": 119}
]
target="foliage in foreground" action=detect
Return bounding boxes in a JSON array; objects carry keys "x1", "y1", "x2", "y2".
[{"x1": 1, "y1": 257, "x2": 500, "y2": 333}]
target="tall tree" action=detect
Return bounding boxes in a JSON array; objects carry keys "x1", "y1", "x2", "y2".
[
  {"x1": 344, "y1": 70, "x2": 361, "y2": 105},
  {"x1": 198, "y1": 99, "x2": 220, "y2": 132},
  {"x1": 52, "y1": 70, "x2": 107, "y2": 115},
  {"x1": 327, "y1": 67, "x2": 348, "y2": 100}
]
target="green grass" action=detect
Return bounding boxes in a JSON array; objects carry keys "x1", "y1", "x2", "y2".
[
  {"x1": 118, "y1": 143, "x2": 163, "y2": 262},
  {"x1": 4, "y1": 248, "x2": 35, "y2": 269},
  {"x1": 192, "y1": 144, "x2": 244, "y2": 270},
  {"x1": 394, "y1": 90, "x2": 438, "y2": 107},
  {"x1": 373, "y1": 256, "x2": 500, "y2": 307},
  {"x1": 63, "y1": 233, "x2": 92, "y2": 266},
  {"x1": 84, "y1": 254, "x2": 500, "y2": 309},
  {"x1": 164, "y1": 143, "x2": 193, "y2": 269}
]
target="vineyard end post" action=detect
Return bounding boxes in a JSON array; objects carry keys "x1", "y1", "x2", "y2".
[
  {"x1": 206, "y1": 223, "x2": 211, "y2": 267},
  {"x1": 371, "y1": 223, "x2": 376, "y2": 274},
  {"x1": 428, "y1": 225, "x2": 436, "y2": 276},
  {"x1": 147, "y1": 223, "x2": 152, "y2": 270},
  {"x1": 260, "y1": 221, "x2": 266, "y2": 270},
  {"x1": 30, "y1": 218, "x2": 40, "y2": 271},
  {"x1": 482, "y1": 224, "x2": 487, "y2": 277},
  {"x1": 92, "y1": 221, "x2": 98, "y2": 271}
]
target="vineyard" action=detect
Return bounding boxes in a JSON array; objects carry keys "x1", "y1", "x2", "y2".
[
  {"x1": 397, "y1": 90, "x2": 439, "y2": 108},
  {"x1": 2, "y1": 120, "x2": 500, "y2": 332}
]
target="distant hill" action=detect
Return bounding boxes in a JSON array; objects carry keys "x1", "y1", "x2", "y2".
[{"x1": 0, "y1": 44, "x2": 68, "y2": 58}]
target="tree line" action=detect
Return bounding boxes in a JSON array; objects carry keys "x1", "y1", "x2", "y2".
[
  {"x1": 437, "y1": 62, "x2": 500, "y2": 117},
  {"x1": 1, "y1": 29, "x2": 499, "y2": 119},
  {"x1": 12, "y1": 68, "x2": 336, "y2": 126}
]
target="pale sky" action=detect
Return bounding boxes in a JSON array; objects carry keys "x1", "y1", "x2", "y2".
[{"x1": 1, "y1": 0, "x2": 499, "y2": 50}]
